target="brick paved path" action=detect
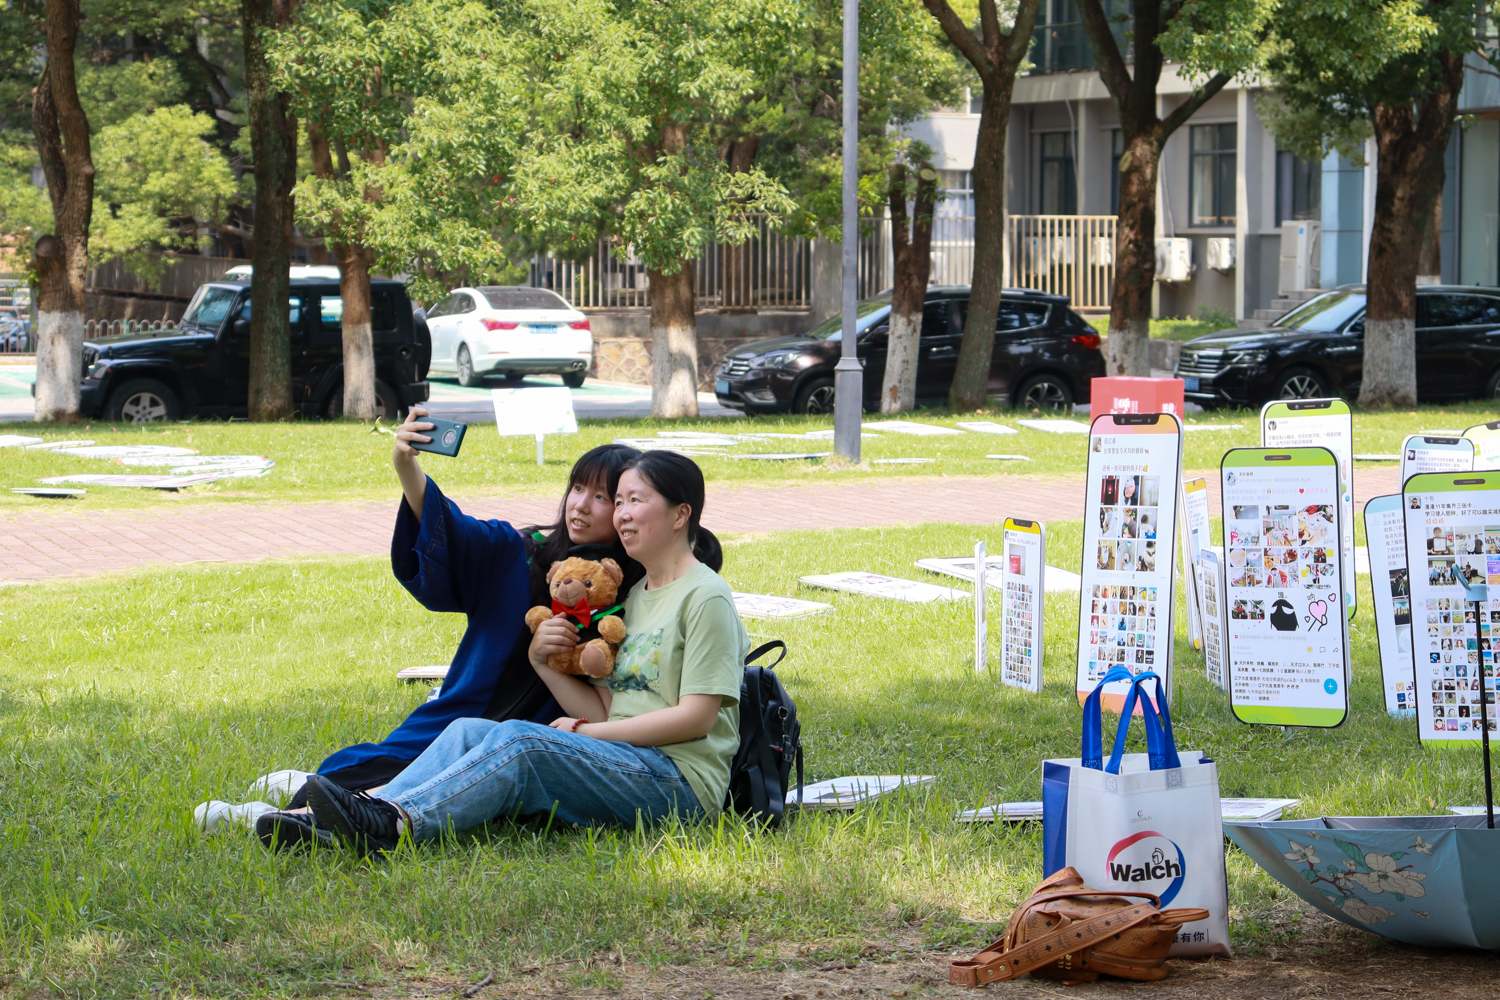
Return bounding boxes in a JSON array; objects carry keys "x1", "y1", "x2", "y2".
[{"x1": 0, "y1": 466, "x2": 1402, "y2": 582}]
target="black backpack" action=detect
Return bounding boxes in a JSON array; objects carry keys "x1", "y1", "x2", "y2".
[{"x1": 723, "y1": 640, "x2": 804, "y2": 827}]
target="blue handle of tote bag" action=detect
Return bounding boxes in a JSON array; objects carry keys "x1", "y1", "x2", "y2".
[
  {"x1": 1081, "y1": 668, "x2": 1181, "y2": 772},
  {"x1": 1107, "y1": 672, "x2": 1181, "y2": 774}
]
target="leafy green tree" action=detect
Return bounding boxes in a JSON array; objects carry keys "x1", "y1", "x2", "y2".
[
  {"x1": 1077, "y1": 0, "x2": 1274, "y2": 377},
  {"x1": 920, "y1": 0, "x2": 1041, "y2": 411},
  {"x1": 1260, "y1": 0, "x2": 1488, "y2": 407}
]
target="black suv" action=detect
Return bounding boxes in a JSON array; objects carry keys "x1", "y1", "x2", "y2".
[
  {"x1": 1176, "y1": 284, "x2": 1500, "y2": 407},
  {"x1": 73, "y1": 277, "x2": 431, "y2": 421},
  {"x1": 714, "y1": 286, "x2": 1104, "y2": 414}
]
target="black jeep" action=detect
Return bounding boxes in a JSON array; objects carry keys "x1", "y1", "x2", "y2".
[{"x1": 75, "y1": 276, "x2": 431, "y2": 421}]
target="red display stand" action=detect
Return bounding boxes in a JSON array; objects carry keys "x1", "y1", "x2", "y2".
[{"x1": 1091, "y1": 376, "x2": 1185, "y2": 418}]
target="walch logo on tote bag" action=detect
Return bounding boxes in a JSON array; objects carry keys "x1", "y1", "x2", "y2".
[{"x1": 1106, "y1": 831, "x2": 1186, "y2": 904}]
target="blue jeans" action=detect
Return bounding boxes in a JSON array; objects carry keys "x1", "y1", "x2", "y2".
[{"x1": 374, "y1": 718, "x2": 703, "y2": 842}]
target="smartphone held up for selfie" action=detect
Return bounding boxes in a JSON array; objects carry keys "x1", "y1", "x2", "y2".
[{"x1": 411, "y1": 417, "x2": 467, "y2": 458}]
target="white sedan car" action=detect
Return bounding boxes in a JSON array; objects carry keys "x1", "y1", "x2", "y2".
[{"x1": 423, "y1": 285, "x2": 593, "y2": 387}]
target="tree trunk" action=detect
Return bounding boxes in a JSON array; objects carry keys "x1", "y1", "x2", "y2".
[
  {"x1": 719, "y1": 136, "x2": 760, "y2": 313},
  {"x1": 243, "y1": 0, "x2": 298, "y2": 421},
  {"x1": 1104, "y1": 132, "x2": 1162, "y2": 377},
  {"x1": 882, "y1": 162, "x2": 937, "y2": 412},
  {"x1": 29, "y1": 0, "x2": 93, "y2": 424},
  {"x1": 949, "y1": 82, "x2": 1013, "y2": 410},
  {"x1": 1361, "y1": 58, "x2": 1463, "y2": 409},
  {"x1": 336, "y1": 242, "x2": 378, "y2": 419},
  {"x1": 648, "y1": 261, "x2": 699, "y2": 418}
]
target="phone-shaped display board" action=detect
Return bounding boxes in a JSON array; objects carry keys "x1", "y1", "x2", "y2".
[
  {"x1": 1180, "y1": 477, "x2": 1212, "y2": 649},
  {"x1": 1401, "y1": 434, "x2": 1473, "y2": 484},
  {"x1": 1363, "y1": 494, "x2": 1417, "y2": 716},
  {"x1": 1402, "y1": 472, "x2": 1500, "y2": 745},
  {"x1": 1262, "y1": 399, "x2": 1355, "y2": 621},
  {"x1": 1198, "y1": 548, "x2": 1228, "y2": 691},
  {"x1": 1220, "y1": 447, "x2": 1349, "y2": 728},
  {"x1": 1001, "y1": 518, "x2": 1045, "y2": 693},
  {"x1": 1076, "y1": 412, "x2": 1182, "y2": 712},
  {"x1": 1463, "y1": 420, "x2": 1500, "y2": 472}
]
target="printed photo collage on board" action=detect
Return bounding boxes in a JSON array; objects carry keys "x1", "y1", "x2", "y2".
[
  {"x1": 1086, "y1": 473, "x2": 1162, "y2": 683},
  {"x1": 1225, "y1": 501, "x2": 1337, "y2": 623}
]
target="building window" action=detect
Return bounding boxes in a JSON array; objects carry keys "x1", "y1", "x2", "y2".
[
  {"x1": 1038, "y1": 132, "x2": 1077, "y2": 214},
  {"x1": 937, "y1": 170, "x2": 973, "y2": 217},
  {"x1": 1189, "y1": 123, "x2": 1236, "y2": 227},
  {"x1": 1275, "y1": 149, "x2": 1321, "y2": 224},
  {"x1": 1110, "y1": 130, "x2": 1123, "y2": 215},
  {"x1": 969, "y1": 87, "x2": 982, "y2": 114}
]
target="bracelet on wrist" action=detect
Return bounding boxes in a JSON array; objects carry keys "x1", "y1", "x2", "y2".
[{"x1": 569, "y1": 718, "x2": 589, "y2": 733}]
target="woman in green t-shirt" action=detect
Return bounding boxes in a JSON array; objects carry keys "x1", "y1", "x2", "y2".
[{"x1": 294, "y1": 452, "x2": 748, "y2": 855}]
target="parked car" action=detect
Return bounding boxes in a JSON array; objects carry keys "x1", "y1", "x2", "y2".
[
  {"x1": 423, "y1": 285, "x2": 593, "y2": 388},
  {"x1": 1176, "y1": 284, "x2": 1500, "y2": 407},
  {"x1": 713, "y1": 286, "x2": 1104, "y2": 414},
  {"x1": 68, "y1": 276, "x2": 430, "y2": 422}
]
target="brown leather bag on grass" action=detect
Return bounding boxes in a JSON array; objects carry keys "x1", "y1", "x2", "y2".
[{"x1": 949, "y1": 867, "x2": 1210, "y2": 987}]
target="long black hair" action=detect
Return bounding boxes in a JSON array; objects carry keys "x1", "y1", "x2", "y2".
[
  {"x1": 525, "y1": 443, "x2": 644, "y2": 601},
  {"x1": 618, "y1": 450, "x2": 723, "y2": 572}
]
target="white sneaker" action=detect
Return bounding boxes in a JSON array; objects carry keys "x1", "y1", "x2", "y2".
[
  {"x1": 244, "y1": 770, "x2": 313, "y2": 806},
  {"x1": 194, "y1": 800, "x2": 277, "y2": 835}
]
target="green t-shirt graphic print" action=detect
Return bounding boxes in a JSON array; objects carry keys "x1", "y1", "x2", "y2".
[{"x1": 600, "y1": 562, "x2": 747, "y2": 815}]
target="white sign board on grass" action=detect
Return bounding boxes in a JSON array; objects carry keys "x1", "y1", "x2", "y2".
[
  {"x1": 974, "y1": 541, "x2": 988, "y2": 672},
  {"x1": 1000, "y1": 518, "x2": 1045, "y2": 693},
  {"x1": 860, "y1": 420, "x2": 963, "y2": 436},
  {"x1": 1198, "y1": 549, "x2": 1228, "y2": 690},
  {"x1": 1363, "y1": 494, "x2": 1417, "y2": 716},
  {"x1": 492, "y1": 386, "x2": 578, "y2": 465},
  {"x1": 799, "y1": 572, "x2": 966, "y2": 603},
  {"x1": 731, "y1": 592, "x2": 835, "y2": 620},
  {"x1": 794, "y1": 775, "x2": 936, "y2": 810},
  {"x1": 1180, "y1": 477, "x2": 1212, "y2": 649}
]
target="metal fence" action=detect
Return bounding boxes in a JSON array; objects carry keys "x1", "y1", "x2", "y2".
[
  {"x1": 84, "y1": 319, "x2": 177, "y2": 339},
  {"x1": 1005, "y1": 215, "x2": 1116, "y2": 310}
]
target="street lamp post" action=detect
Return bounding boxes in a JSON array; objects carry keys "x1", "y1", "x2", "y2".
[{"x1": 832, "y1": 0, "x2": 862, "y2": 462}]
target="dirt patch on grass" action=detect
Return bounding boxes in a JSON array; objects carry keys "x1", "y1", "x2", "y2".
[{"x1": 385, "y1": 904, "x2": 1498, "y2": 1000}]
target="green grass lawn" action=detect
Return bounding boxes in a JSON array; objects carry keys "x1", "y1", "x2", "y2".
[
  {"x1": 1088, "y1": 315, "x2": 1238, "y2": 342},
  {"x1": 6, "y1": 402, "x2": 1498, "y2": 512},
  {"x1": 0, "y1": 519, "x2": 1488, "y2": 996}
]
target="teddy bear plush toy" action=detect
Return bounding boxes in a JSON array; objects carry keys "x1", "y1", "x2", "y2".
[{"x1": 524, "y1": 556, "x2": 627, "y2": 678}]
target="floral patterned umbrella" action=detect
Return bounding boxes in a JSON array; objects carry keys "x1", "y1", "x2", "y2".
[{"x1": 1226, "y1": 816, "x2": 1500, "y2": 949}]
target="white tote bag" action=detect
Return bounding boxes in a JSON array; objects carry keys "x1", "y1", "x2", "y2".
[{"x1": 1042, "y1": 668, "x2": 1231, "y2": 957}]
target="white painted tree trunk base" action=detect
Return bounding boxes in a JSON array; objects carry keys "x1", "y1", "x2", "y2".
[
  {"x1": 34, "y1": 309, "x2": 84, "y2": 422},
  {"x1": 1104, "y1": 318, "x2": 1151, "y2": 377},
  {"x1": 1359, "y1": 317, "x2": 1418, "y2": 408}
]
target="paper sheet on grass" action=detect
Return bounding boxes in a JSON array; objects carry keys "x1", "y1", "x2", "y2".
[
  {"x1": 11, "y1": 487, "x2": 86, "y2": 497},
  {"x1": 800, "y1": 571, "x2": 966, "y2": 602},
  {"x1": 873, "y1": 457, "x2": 934, "y2": 465},
  {"x1": 614, "y1": 438, "x2": 734, "y2": 450},
  {"x1": 0, "y1": 435, "x2": 43, "y2": 447},
  {"x1": 732, "y1": 592, "x2": 835, "y2": 620},
  {"x1": 1015, "y1": 418, "x2": 1090, "y2": 434},
  {"x1": 59, "y1": 445, "x2": 198, "y2": 459},
  {"x1": 794, "y1": 775, "x2": 936, "y2": 810},
  {"x1": 38, "y1": 472, "x2": 231, "y2": 489},
  {"x1": 396, "y1": 665, "x2": 450, "y2": 681},
  {"x1": 860, "y1": 420, "x2": 964, "y2": 436},
  {"x1": 916, "y1": 556, "x2": 1081, "y2": 593},
  {"x1": 120, "y1": 454, "x2": 273, "y2": 470},
  {"x1": 987, "y1": 454, "x2": 1033, "y2": 461},
  {"x1": 957, "y1": 797, "x2": 1299, "y2": 823},
  {"x1": 955, "y1": 421, "x2": 1017, "y2": 435},
  {"x1": 23, "y1": 439, "x2": 94, "y2": 450},
  {"x1": 731, "y1": 451, "x2": 830, "y2": 461}
]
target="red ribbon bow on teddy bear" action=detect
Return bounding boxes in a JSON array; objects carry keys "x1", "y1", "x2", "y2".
[{"x1": 552, "y1": 596, "x2": 596, "y2": 628}]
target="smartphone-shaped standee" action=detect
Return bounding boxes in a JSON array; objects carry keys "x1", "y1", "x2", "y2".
[
  {"x1": 1220, "y1": 446, "x2": 1349, "y2": 729},
  {"x1": 1462, "y1": 420, "x2": 1500, "y2": 472},
  {"x1": 412, "y1": 417, "x2": 467, "y2": 457},
  {"x1": 1402, "y1": 472, "x2": 1500, "y2": 746},
  {"x1": 1075, "y1": 411, "x2": 1182, "y2": 713},
  {"x1": 1261, "y1": 398, "x2": 1356, "y2": 621},
  {"x1": 1179, "y1": 477, "x2": 1212, "y2": 649},
  {"x1": 1198, "y1": 548, "x2": 1229, "y2": 691},
  {"x1": 1400, "y1": 434, "x2": 1474, "y2": 485},
  {"x1": 1363, "y1": 493, "x2": 1416, "y2": 717},
  {"x1": 1000, "y1": 517, "x2": 1045, "y2": 694}
]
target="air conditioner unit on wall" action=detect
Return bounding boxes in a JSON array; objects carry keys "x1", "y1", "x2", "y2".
[
  {"x1": 1155, "y1": 238, "x2": 1193, "y2": 282},
  {"x1": 1278, "y1": 222, "x2": 1321, "y2": 293},
  {"x1": 1090, "y1": 237, "x2": 1115, "y2": 266},
  {"x1": 1206, "y1": 237, "x2": 1236, "y2": 271}
]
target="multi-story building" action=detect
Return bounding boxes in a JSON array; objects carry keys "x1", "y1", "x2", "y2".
[{"x1": 906, "y1": 7, "x2": 1500, "y2": 322}]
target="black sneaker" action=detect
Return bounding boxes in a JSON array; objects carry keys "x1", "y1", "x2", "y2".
[
  {"x1": 303, "y1": 775, "x2": 402, "y2": 856},
  {"x1": 255, "y1": 811, "x2": 332, "y2": 852}
]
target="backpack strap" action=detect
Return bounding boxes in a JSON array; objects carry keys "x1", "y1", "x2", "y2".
[
  {"x1": 746, "y1": 640, "x2": 786, "y2": 668},
  {"x1": 949, "y1": 895, "x2": 1164, "y2": 987}
]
